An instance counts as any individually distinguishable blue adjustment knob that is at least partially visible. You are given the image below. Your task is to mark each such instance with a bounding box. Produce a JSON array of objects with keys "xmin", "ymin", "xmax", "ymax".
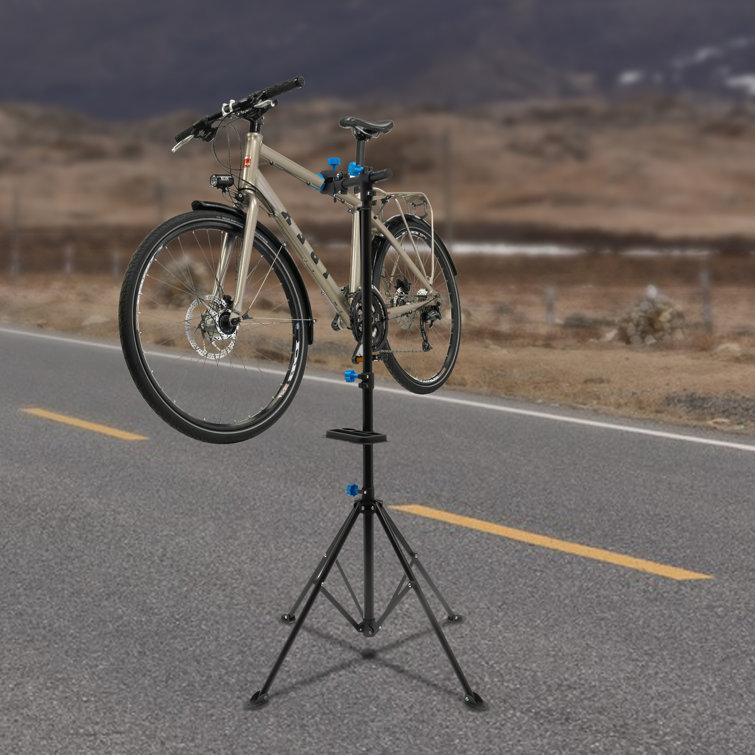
[
  {"xmin": 346, "ymin": 484, "xmax": 360, "ymax": 496},
  {"xmin": 348, "ymin": 161, "xmax": 364, "ymax": 177},
  {"xmin": 328, "ymin": 157, "xmax": 341, "ymax": 169},
  {"xmin": 344, "ymin": 369, "xmax": 358, "ymax": 383}
]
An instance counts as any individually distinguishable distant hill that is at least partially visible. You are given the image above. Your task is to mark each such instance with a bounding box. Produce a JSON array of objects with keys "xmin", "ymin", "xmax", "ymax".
[
  {"xmin": 5, "ymin": 94, "xmax": 755, "ymax": 250},
  {"xmin": 3, "ymin": 0, "xmax": 755, "ymax": 118}
]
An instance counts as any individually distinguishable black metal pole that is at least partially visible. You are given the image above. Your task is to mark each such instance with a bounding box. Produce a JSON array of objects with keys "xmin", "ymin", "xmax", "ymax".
[{"xmin": 359, "ymin": 175, "xmax": 376, "ymax": 635}]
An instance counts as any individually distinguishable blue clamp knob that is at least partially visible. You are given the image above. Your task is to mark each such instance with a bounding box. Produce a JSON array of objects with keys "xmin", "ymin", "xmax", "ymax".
[
  {"xmin": 348, "ymin": 161, "xmax": 364, "ymax": 177},
  {"xmin": 328, "ymin": 157, "xmax": 341, "ymax": 169},
  {"xmin": 346, "ymin": 484, "xmax": 360, "ymax": 496},
  {"xmin": 344, "ymin": 369, "xmax": 358, "ymax": 383}
]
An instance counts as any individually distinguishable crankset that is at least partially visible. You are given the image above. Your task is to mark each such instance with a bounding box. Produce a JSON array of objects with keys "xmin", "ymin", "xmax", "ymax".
[{"xmin": 350, "ymin": 286, "xmax": 389, "ymax": 349}]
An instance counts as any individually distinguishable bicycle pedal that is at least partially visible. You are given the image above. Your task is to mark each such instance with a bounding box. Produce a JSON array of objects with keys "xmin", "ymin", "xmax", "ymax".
[{"xmin": 350, "ymin": 343, "xmax": 382, "ymax": 364}]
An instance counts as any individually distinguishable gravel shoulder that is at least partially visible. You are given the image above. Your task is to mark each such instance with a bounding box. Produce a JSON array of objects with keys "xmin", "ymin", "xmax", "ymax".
[{"xmin": 3, "ymin": 268, "xmax": 753, "ymax": 436}]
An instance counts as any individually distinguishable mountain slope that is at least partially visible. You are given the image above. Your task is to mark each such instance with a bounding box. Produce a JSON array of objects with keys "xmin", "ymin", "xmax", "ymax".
[{"xmin": 2, "ymin": 0, "xmax": 755, "ymax": 117}]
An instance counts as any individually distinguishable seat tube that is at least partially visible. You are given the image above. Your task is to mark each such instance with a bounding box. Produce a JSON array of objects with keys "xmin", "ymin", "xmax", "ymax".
[
  {"xmin": 349, "ymin": 207, "xmax": 361, "ymax": 294},
  {"xmin": 349, "ymin": 135, "xmax": 368, "ymax": 295},
  {"xmin": 232, "ymin": 130, "xmax": 263, "ymax": 317}
]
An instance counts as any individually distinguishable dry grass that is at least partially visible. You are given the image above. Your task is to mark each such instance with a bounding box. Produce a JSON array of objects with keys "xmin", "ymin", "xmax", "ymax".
[
  {"xmin": 1, "ymin": 97, "xmax": 753, "ymax": 434},
  {"xmin": 2, "ymin": 247, "xmax": 753, "ymax": 436}
]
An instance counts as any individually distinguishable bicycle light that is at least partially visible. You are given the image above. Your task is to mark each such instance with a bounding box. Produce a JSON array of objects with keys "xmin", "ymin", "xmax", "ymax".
[{"xmin": 210, "ymin": 174, "xmax": 234, "ymax": 190}]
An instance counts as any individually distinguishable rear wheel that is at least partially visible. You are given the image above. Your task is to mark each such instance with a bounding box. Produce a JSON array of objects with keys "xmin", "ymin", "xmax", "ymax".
[
  {"xmin": 372, "ymin": 216, "xmax": 460, "ymax": 394},
  {"xmin": 119, "ymin": 210, "xmax": 309, "ymax": 443}
]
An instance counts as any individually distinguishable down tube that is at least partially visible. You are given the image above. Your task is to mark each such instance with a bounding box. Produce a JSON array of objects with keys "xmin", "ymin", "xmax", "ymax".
[{"xmin": 254, "ymin": 173, "xmax": 350, "ymax": 323}]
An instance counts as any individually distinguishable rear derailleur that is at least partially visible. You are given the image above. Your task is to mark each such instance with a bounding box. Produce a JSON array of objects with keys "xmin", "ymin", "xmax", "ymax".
[{"xmin": 419, "ymin": 304, "xmax": 441, "ymax": 352}]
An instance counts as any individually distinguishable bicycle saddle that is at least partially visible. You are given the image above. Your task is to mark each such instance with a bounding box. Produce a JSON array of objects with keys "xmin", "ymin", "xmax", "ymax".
[{"xmin": 339, "ymin": 116, "xmax": 394, "ymax": 139}]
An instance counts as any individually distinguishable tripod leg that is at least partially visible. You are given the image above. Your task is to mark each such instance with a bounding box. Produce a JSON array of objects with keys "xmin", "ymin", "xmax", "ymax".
[
  {"xmin": 280, "ymin": 512, "xmax": 355, "ymax": 623},
  {"xmin": 249, "ymin": 502, "xmax": 362, "ymax": 708},
  {"xmin": 373, "ymin": 503, "xmax": 486, "ymax": 710},
  {"xmin": 381, "ymin": 506, "xmax": 462, "ymax": 622}
]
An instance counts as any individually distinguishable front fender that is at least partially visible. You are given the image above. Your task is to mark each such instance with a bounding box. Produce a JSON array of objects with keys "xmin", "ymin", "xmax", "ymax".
[{"xmin": 190, "ymin": 200, "xmax": 314, "ymax": 344}]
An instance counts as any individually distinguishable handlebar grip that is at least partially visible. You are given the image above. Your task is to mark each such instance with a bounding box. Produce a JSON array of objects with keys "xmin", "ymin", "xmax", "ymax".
[
  {"xmin": 175, "ymin": 115, "xmax": 212, "ymax": 143},
  {"xmin": 175, "ymin": 122, "xmax": 197, "ymax": 143},
  {"xmin": 259, "ymin": 75, "xmax": 305, "ymax": 101}
]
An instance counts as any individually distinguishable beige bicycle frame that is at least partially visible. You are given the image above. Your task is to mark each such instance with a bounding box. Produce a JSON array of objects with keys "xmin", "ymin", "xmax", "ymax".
[{"xmin": 225, "ymin": 131, "xmax": 440, "ymax": 328}]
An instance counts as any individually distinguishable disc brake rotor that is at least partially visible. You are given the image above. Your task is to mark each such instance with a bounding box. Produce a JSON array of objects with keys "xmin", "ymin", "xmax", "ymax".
[{"xmin": 185, "ymin": 295, "xmax": 237, "ymax": 360}]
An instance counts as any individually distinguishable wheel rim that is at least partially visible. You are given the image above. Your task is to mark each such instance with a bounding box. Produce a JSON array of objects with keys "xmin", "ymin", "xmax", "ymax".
[
  {"xmin": 376, "ymin": 226, "xmax": 458, "ymax": 385},
  {"xmin": 131, "ymin": 222, "xmax": 304, "ymax": 433}
]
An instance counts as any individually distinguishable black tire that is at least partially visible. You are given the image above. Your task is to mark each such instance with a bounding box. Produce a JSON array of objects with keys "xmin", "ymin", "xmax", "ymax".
[
  {"xmin": 372, "ymin": 216, "xmax": 461, "ymax": 394},
  {"xmin": 119, "ymin": 210, "xmax": 308, "ymax": 443}
]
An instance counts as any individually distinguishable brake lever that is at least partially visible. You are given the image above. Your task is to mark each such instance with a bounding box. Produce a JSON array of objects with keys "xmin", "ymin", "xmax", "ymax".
[{"xmin": 172, "ymin": 133, "xmax": 194, "ymax": 153}]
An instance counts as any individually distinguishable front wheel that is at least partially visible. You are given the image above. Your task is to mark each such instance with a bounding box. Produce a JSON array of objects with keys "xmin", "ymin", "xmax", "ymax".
[
  {"xmin": 372, "ymin": 216, "xmax": 461, "ymax": 394},
  {"xmin": 119, "ymin": 211, "xmax": 309, "ymax": 443}
]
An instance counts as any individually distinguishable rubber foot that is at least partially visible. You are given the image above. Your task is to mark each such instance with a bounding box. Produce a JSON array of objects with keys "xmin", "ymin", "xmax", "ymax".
[
  {"xmin": 281, "ymin": 613, "xmax": 296, "ymax": 624},
  {"xmin": 248, "ymin": 690, "xmax": 269, "ymax": 709},
  {"xmin": 446, "ymin": 614, "xmax": 464, "ymax": 624},
  {"xmin": 463, "ymin": 691, "xmax": 487, "ymax": 711}
]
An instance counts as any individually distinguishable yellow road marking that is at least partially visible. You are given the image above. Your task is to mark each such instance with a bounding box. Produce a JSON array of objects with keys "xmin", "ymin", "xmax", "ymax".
[
  {"xmin": 391, "ymin": 504, "xmax": 713, "ymax": 581},
  {"xmin": 22, "ymin": 407, "xmax": 148, "ymax": 441}
]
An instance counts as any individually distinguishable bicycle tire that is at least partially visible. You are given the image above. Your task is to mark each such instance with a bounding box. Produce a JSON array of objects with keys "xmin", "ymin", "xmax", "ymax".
[
  {"xmin": 372, "ymin": 216, "xmax": 461, "ymax": 394},
  {"xmin": 119, "ymin": 210, "xmax": 309, "ymax": 443}
]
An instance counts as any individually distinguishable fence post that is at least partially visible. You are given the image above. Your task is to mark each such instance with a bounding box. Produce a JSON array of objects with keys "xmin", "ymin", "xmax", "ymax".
[
  {"xmin": 10, "ymin": 245, "xmax": 20, "ymax": 277},
  {"xmin": 700, "ymin": 267, "xmax": 713, "ymax": 334},
  {"xmin": 64, "ymin": 242, "xmax": 74, "ymax": 275},
  {"xmin": 442, "ymin": 125, "xmax": 454, "ymax": 253},
  {"xmin": 112, "ymin": 246, "xmax": 121, "ymax": 279},
  {"xmin": 545, "ymin": 285, "xmax": 556, "ymax": 326},
  {"xmin": 10, "ymin": 188, "xmax": 20, "ymax": 277}
]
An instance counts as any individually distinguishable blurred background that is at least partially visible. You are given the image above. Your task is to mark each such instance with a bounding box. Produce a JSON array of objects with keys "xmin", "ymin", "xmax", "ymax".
[{"xmin": 1, "ymin": 0, "xmax": 753, "ymax": 429}]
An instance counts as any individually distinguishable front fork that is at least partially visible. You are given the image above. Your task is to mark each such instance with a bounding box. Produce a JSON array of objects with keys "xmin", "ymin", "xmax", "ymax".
[{"xmin": 214, "ymin": 130, "xmax": 262, "ymax": 320}]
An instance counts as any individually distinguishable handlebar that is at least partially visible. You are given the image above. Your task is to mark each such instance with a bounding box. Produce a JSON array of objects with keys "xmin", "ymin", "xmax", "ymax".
[
  {"xmin": 174, "ymin": 75, "xmax": 305, "ymax": 145},
  {"xmin": 254, "ymin": 75, "xmax": 305, "ymax": 103}
]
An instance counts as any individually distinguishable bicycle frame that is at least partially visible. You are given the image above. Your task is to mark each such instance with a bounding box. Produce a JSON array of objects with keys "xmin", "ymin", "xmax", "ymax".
[{"xmin": 224, "ymin": 130, "xmax": 439, "ymax": 330}]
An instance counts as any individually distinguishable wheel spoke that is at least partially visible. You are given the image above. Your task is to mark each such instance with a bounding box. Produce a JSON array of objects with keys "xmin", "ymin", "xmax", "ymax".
[
  {"xmin": 120, "ymin": 213, "xmax": 308, "ymax": 442},
  {"xmin": 373, "ymin": 218, "xmax": 460, "ymax": 394}
]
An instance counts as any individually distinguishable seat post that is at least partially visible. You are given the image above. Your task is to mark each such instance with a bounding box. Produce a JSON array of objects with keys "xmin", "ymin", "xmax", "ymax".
[{"xmin": 355, "ymin": 136, "xmax": 367, "ymax": 166}]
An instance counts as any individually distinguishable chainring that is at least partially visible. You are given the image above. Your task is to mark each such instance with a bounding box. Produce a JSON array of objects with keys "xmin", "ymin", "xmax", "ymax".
[{"xmin": 350, "ymin": 286, "xmax": 389, "ymax": 347}]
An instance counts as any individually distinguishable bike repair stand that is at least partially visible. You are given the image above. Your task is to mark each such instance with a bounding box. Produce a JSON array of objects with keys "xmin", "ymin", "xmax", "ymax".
[{"xmin": 249, "ymin": 165, "xmax": 485, "ymax": 710}]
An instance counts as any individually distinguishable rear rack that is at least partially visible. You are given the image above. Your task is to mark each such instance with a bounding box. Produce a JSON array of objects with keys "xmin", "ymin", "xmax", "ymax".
[{"xmin": 376, "ymin": 189, "xmax": 436, "ymax": 281}]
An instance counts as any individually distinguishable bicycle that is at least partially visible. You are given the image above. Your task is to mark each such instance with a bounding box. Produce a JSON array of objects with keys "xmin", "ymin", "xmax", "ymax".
[{"xmin": 118, "ymin": 76, "xmax": 461, "ymax": 444}]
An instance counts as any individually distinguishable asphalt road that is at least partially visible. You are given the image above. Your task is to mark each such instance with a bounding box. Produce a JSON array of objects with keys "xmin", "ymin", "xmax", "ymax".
[{"xmin": 2, "ymin": 326, "xmax": 754, "ymax": 754}]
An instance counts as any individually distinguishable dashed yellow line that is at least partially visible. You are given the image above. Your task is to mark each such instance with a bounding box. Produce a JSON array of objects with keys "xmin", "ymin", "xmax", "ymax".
[
  {"xmin": 22, "ymin": 407, "xmax": 148, "ymax": 441},
  {"xmin": 391, "ymin": 504, "xmax": 713, "ymax": 581}
]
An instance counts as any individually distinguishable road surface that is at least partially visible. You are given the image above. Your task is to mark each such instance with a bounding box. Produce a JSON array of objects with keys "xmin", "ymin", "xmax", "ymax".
[{"xmin": 1, "ymin": 326, "xmax": 754, "ymax": 754}]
